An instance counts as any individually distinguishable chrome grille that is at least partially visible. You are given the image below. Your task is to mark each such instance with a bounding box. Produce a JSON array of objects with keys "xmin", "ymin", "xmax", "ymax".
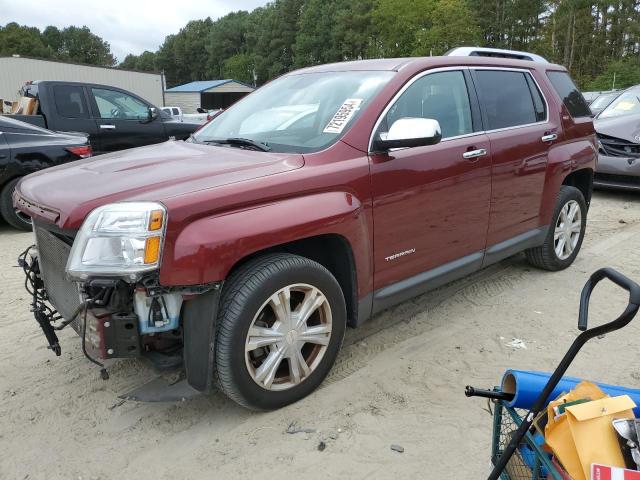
[{"xmin": 34, "ymin": 226, "xmax": 81, "ymax": 321}]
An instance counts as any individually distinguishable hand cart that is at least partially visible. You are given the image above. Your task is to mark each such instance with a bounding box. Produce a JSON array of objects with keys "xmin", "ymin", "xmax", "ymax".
[{"xmin": 466, "ymin": 268, "xmax": 640, "ymax": 480}]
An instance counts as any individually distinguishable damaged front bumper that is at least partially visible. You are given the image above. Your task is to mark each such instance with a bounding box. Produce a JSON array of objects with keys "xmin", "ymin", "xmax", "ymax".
[
  {"xmin": 19, "ymin": 246, "xmax": 141, "ymax": 377},
  {"xmin": 20, "ymin": 229, "xmax": 222, "ymax": 398}
]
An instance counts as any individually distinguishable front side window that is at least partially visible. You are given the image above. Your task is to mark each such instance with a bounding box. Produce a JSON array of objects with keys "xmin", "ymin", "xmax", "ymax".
[
  {"xmin": 194, "ymin": 71, "xmax": 394, "ymax": 154},
  {"xmin": 599, "ymin": 90, "xmax": 640, "ymax": 119},
  {"xmin": 474, "ymin": 70, "xmax": 541, "ymax": 130},
  {"xmin": 91, "ymin": 88, "xmax": 150, "ymax": 120},
  {"xmin": 546, "ymin": 71, "xmax": 591, "ymax": 118},
  {"xmin": 54, "ymin": 85, "xmax": 89, "ymax": 119},
  {"xmin": 380, "ymin": 70, "xmax": 474, "ymax": 140}
]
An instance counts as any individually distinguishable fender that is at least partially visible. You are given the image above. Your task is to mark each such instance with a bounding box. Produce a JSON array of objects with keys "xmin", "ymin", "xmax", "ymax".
[
  {"xmin": 159, "ymin": 191, "xmax": 373, "ymax": 296},
  {"xmin": 539, "ymin": 138, "xmax": 596, "ymax": 224}
]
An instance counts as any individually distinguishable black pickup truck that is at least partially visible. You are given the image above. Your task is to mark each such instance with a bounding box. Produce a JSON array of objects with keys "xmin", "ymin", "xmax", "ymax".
[{"xmin": 5, "ymin": 81, "xmax": 200, "ymax": 154}]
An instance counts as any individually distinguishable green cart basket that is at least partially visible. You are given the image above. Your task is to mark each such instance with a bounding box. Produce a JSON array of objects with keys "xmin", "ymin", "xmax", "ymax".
[{"xmin": 491, "ymin": 400, "xmax": 564, "ymax": 480}]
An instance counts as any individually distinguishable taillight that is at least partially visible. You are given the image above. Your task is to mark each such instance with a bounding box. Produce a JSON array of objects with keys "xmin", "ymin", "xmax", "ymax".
[{"xmin": 66, "ymin": 145, "xmax": 92, "ymax": 158}]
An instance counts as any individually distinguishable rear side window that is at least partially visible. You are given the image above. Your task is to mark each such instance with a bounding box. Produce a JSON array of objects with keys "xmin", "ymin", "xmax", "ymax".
[
  {"xmin": 525, "ymin": 75, "xmax": 546, "ymax": 122},
  {"xmin": 53, "ymin": 85, "xmax": 89, "ymax": 119},
  {"xmin": 474, "ymin": 70, "xmax": 541, "ymax": 130},
  {"xmin": 546, "ymin": 71, "xmax": 591, "ymax": 118}
]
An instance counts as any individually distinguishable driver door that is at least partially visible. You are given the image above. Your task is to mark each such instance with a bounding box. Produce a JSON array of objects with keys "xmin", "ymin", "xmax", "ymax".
[
  {"xmin": 369, "ymin": 69, "xmax": 492, "ymax": 305},
  {"xmin": 89, "ymin": 87, "xmax": 166, "ymax": 154}
]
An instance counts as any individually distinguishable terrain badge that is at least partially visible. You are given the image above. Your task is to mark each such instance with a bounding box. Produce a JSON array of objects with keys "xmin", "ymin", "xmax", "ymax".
[{"xmin": 385, "ymin": 248, "xmax": 416, "ymax": 262}]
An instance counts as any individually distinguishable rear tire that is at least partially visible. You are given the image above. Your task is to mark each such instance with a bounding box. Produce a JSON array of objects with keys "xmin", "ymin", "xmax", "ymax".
[
  {"xmin": 525, "ymin": 185, "xmax": 586, "ymax": 271},
  {"xmin": 0, "ymin": 178, "xmax": 32, "ymax": 231},
  {"xmin": 214, "ymin": 253, "xmax": 346, "ymax": 410}
]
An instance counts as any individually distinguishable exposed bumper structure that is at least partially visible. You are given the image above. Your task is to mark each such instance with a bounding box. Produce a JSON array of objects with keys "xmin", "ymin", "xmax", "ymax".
[{"xmin": 594, "ymin": 153, "xmax": 640, "ymax": 190}]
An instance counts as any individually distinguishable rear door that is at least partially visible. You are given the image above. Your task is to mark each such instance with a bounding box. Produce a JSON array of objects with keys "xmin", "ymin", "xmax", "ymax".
[
  {"xmin": 49, "ymin": 84, "xmax": 99, "ymax": 141},
  {"xmin": 471, "ymin": 68, "xmax": 557, "ymax": 251},
  {"xmin": 88, "ymin": 86, "xmax": 166, "ymax": 153}
]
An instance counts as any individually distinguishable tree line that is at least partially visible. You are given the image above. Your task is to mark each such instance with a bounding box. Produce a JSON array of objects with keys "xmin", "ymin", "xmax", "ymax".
[
  {"xmin": 0, "ymin": 23, "xmax": 115, "ymax": 66},
  {"xmin": 3, "ymin": 1, "xmax": 640, "ymax": 91}
]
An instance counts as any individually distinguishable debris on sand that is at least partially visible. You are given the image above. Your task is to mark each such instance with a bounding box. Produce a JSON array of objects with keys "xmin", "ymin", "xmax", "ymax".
[
  {"xmin": 504, "ymin": 338, "xmax": 527, "ymax": 350},
  {"xmin": 286, "ymin": 422, "xmax": 316, "ymax": 434}
]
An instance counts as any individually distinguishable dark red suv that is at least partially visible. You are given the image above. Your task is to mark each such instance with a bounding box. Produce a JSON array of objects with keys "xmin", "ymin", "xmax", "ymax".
[{"xmin": 16, "ymin": 53, "xmax": 596, "ymax": 410}]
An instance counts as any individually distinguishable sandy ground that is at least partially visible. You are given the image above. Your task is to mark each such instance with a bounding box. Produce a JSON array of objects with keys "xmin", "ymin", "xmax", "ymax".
[{"xmin": 1, "ymin": 189, "xmax": 639, "ymax": 480}]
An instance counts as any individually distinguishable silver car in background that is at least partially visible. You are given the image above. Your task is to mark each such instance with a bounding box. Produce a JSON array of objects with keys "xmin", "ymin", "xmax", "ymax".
[{"xmin": 594, "ymin": 85, "xmax": 640, "ymax": 191}]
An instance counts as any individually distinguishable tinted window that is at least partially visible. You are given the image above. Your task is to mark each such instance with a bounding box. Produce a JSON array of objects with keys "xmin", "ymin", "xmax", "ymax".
[
  {"xmin": 382, "ymin": 70, "xmax": 474, "ymax": 139},
  {"xmin": 91, "ymin": 88, "xmax": 150, "ymax": 120},
  {"xmin": 475, "ymin": 70, "xmax": 538, "ymax": 129},
  {"xmin": 525, "ymin": 74, "xmax": 546, "ymax": 122},
  {"xmin": 547, "ymin": 71, "xmax": 591, "ymax": 118},
  {"xmin": 54, "ymin": 85, "xmax": 89, "ymax": 119}
]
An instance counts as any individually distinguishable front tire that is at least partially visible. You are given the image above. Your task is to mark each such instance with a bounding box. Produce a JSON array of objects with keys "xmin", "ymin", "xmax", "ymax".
[
  {"xmin": 525, "ymin": 185, "xmax": 587, "ymax": 271},
  {"xmin": 214, "ymin": 253, "xmax": 346, "ymax": 410},
  {"xmin": 0, "ymin": 178, "xmax": 32, "ymax": 231}
]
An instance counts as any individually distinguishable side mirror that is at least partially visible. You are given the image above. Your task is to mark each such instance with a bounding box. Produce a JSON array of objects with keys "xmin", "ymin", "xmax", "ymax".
[
  {"xmin": 373, "ymin": 118, "xmax": 442, "ymax": 151},
  {"xmin": 141, "ymin": 107, "xmax": 159, "ymax": 123}
]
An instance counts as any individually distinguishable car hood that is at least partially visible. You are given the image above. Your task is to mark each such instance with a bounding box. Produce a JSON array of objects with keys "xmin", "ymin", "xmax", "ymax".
[
  {"xmin": 17, "ymin": 140, "xmax": 304, "ymax": 228},
  {"xmin": 594, "ymin": 114, "xmax": 640, "ymax": 142}
]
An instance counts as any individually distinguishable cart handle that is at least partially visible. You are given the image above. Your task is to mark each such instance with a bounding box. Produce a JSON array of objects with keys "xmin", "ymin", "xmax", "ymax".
[
  {"xmin": 578, "ymin": 267, "xmax": 640, "ymax": 332},
  {"xmin": 487, "ymin": 268, "xmax": 640, "ymax": 480}
]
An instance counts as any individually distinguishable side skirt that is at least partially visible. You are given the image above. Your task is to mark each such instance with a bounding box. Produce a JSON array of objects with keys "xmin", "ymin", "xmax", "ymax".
[{"xmin": 355, "ymin": 226, "xmax": 549, "ymax": 325}]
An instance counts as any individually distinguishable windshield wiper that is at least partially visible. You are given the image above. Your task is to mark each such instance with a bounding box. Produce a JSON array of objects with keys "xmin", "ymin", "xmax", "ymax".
[{"xmin": 204, "ymin": 137, "xmax": 271, "ymax": 152}]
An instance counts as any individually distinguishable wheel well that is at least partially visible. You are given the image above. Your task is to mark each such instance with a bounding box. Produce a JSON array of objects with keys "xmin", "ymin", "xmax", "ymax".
[
  {"xmin": 562, "ymin": 169, "xmax": 593, "ymax": 207},
  {"xmin": 227, "ymin": 235, "xmax": 358, "ymax": 327}
]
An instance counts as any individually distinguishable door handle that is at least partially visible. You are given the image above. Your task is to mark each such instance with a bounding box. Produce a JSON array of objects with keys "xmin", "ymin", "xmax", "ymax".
[
  {"xmin": 462, "ymin": 148, "xmax": 487, "ymax": 159},
  {"xmin": 100, "ymin": 124, "xmax": 116, "ymax": 130},
  {"xmin": 541, "ymin": 133, "xmax": 557, "ymax": 142}
]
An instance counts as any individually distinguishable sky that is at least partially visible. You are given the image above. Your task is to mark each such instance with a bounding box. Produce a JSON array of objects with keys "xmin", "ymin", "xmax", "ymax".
[{"xmin": 3, "ymin": 0, "xmax": 269, "ymax": 62}]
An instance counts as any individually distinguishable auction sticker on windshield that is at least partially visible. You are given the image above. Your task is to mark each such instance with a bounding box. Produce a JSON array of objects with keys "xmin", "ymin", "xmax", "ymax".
[{"xmin": 323, "ymin": 99, "xmax": 364, "ymax": 134}]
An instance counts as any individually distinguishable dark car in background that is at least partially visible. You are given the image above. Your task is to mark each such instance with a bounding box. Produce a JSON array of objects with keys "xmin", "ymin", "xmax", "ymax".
[
  {"xmin": 4, "ymin": 81, "xmax": 200, "ymax": 154},
  {"xmin": 0, "ymin": 115, "xmax": 91, "ymax": 230},
  {"xmin": 594, "ymin": 85, "xmax": 640, "ymax": 190}
]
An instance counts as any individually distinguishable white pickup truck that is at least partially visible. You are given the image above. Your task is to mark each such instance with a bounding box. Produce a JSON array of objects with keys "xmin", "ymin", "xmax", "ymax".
[{"xmin": 161, "ymin": 106, "xmax": 221, "ymax": 124}]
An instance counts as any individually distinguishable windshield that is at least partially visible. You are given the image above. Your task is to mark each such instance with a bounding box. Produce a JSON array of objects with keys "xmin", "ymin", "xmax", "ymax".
[
  {"xmin": 590, "ymin": 92, "xmax": 618, "ymax": 109},
  {"xmin": 193, "ymin": 71, "xmax": 394, "ymax": 153},
  {"xmin": 599, "ymin": 90, "xmax": 640, "ymax": 119}
]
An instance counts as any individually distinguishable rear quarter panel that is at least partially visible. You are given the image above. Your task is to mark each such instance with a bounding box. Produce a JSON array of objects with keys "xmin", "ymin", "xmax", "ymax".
[
  {"xmin": 540, "ymin": 110, "xmax": 597, "ymax": 225},
  {"xmin": 1, "ymin": 131, "xmax": 87, "ymax": 186}
]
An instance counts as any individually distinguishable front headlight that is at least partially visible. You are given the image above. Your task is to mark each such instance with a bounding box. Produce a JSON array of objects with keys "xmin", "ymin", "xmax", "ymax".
[{"xmin": 66, "ymin": 202, "xmax": 167, "ymax": 281}]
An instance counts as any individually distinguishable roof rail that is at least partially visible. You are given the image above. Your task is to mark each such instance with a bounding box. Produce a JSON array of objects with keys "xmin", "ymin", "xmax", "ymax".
[{"xmin": 445, "ymin": 47, "xmax": 548, "ymax": 63}]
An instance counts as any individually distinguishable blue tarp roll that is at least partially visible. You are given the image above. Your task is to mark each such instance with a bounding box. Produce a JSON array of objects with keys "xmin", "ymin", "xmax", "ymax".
[{"xmin": 501, "ymin": 370, "xmax": 640, "ymax": 417}]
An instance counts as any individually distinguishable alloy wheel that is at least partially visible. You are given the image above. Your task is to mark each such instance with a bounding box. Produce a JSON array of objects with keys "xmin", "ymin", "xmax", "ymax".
[
  {"xmin": 554, "ymin": 199, "xmax": 582, "ymax": 260},
  {"xmin": 244, "ymin": 283, "xmax": 332, "ymax": 391}
]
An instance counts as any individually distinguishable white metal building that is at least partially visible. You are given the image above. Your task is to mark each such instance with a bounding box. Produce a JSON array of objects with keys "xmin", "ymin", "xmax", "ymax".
[
  {"xmin": 0, "ymin": 56, "xmax": 165, "ymax": 107},
  {"xmin": 165, "ymin": 80, "xmax": 255, "ymax": 113}
]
